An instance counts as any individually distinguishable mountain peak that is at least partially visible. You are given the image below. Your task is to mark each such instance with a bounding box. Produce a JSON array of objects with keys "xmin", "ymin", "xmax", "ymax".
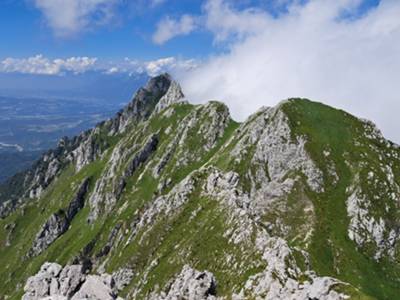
[
  {"xmin": 111, "ymin": 73, "xmax": 183, "ymax": 134},
  {"xmin": 153, "ymin": 76, "xmax": 185, "ymax": 114},
  {"xmin": 143, "ymin": 73, "xmax": 173, "ymax": 95}
]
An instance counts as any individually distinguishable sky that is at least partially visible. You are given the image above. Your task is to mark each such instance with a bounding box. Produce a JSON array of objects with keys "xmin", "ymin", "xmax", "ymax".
[{"xmin": 1, "ymin": 0, "xmax": 400, "ymax": 143}]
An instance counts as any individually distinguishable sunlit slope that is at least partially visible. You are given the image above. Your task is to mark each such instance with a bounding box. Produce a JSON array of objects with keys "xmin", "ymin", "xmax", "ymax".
[{"xmin": 0, "ymin": 76, "xmax": 399, "ymax": 299}]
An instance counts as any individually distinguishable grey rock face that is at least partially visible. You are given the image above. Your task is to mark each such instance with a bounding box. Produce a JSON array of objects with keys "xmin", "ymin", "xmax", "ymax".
[
  {"xmin": 231, "ymin": 106, "xmax": 323, "ymax": 194},
  {"xmin": 121, "ymin": 134, "xmax": 158, "ymax": 182},
  {"xmin": 85, "ymin": 76, "xmax": 185, "ymax": 223},
  {"xmin": 29, "ymin": 178, "xmax": 90, "ymax": 257},
  {"xmin": 29, "ymin": 211, "xmax": 69, "ymax": 257},
  {"xmin": 71, "ymin": 274, "xmax": 117, "ymax": 300},
  {"xmin": 22, "ymin": 262, "xmax": 121, "ymax": 300},
  {"xmin": 127, "ymin": 173, "xmax": 196, "ymax": 244},
  {"xmin": 111, "ymin": 73, "xmax": 174, "ymax": 134},
  {"xmin": 347, "ymin": 185, "xmax": 400, "ymax": 260},
  {"xmin": 58, "ymin": 265, "xmax": 86, "ymax": 297},
  {"xmin": 88, "ymin": 134, "xmax": 159, "ymax": 223},
  {"xmin": 153, "ymin": 79, "xmax": 185, "ymax": 114},
  {"xmin": 237, "ymin": 236, "xmax": 348, "ymax": 300},
  {"xmin": 151, "ymin": 265, "xmax": 217, "ymax": 300},
  {"xmin": 112, "ymin": 268, "xmax": 134, "ymax": 291},
  {"xmin": 72, "ymin": 131, "xmax": 107, "ymax": 172},
  {"xmin": 66, "ymin": 177, "xmax": 90, "ymax": 221},
  {"xmin": 153, "ymin": 101, "xmax": 231, "ymax": 180},
  {"xmin": 23, "ymin": 262, "xmax": 63, "ymax": 300},
  {"xmin": 343, "ymin": 119, "xmax": 400, "ymax": 260}
]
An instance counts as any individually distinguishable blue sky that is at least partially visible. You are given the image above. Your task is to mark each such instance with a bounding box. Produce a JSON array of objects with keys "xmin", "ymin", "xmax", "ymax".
[
  {"xmin": 0, "ymin": 0, "xmax": 210, "ymax": 60},
  {"xmin": 0, "ymin": 0, "xmax": 380, "ymax": 60},
  {"xmin": 1, "ymin": 0, "xmax": 400, "ymax": 143}
]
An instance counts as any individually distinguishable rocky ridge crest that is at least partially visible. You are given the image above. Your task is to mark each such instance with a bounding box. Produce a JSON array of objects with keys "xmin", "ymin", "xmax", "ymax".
[{"xmin": 0, "ymin": 75, "xmax": 399, "ymax": 300}]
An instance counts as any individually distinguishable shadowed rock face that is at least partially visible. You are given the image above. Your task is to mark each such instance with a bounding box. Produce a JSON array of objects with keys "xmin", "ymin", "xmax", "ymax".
[
  {"xmin": 115, "ymin": 134, "xmax": 159, "ymax": 199},
  {"xmin": 66, "ymin": 177, "xmax": 90, "ymax": 221},
  {"xmin": 110, "ymin": 73, "xmax": 177, "ymax": 134},
  {"xmin": 29, "ymin": 178, "xmax": 90, "ymax": 257},
  {"xmin": 88, "ymin": 134, "xmax": 160, "ymax": 223},
  {"xmin": 28, "ymin": 211, "xmax": 69, "ymax": 257}
]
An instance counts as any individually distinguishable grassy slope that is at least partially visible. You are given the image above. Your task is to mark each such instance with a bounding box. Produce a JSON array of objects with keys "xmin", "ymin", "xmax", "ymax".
[
  {"xmin": 0, "ymin": 99, "xmax": 400, "ymax": 299},
  {"xmin": 282, "ymin": 99, "xmax": 400, "ymax": 300},
  {"xmin": 0, "ymin": 161, "xmax": 106, "ymax": 299},
  {"xmin": 99, "ymin": 102, "xmax": 252, "ymax": 298},
  {"xmin": 0, "ymin": 101, "xmax": 241, "ymax": 299}
]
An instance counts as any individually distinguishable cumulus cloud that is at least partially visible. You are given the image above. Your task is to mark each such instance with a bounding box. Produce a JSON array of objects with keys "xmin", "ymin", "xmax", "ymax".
[
  {"xmin": 152, "ymin": 14, "xmax": 197, "ymax": 44},
  {"xmin": 179, "ymin": 0, "xmax": 400, "ymax": 142},
  {"xmin": 0, "ymin": 55, "xmax": 98, "ymax": 75},
  {"xmin": 33, "ymin": 0, "xmax": 120, "ymax": 36},
  {"xmin": 121, "ymin": 57, "xmax": 198, "ymax": 76}
]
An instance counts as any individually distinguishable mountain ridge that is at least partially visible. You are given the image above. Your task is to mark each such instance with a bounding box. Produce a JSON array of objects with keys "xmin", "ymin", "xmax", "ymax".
[{"xmin": 0, "ymin": 74, "xmax": 399, "ymax": 299}]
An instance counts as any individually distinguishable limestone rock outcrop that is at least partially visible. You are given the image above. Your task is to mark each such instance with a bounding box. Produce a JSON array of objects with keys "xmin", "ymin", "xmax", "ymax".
[
  {"xmin": 22, "ymin": 262, "xmax": 121, "ymax": 300},
  {"xmin": 151, "ymin": 265, "xmax": 217, "ymax": 300}
]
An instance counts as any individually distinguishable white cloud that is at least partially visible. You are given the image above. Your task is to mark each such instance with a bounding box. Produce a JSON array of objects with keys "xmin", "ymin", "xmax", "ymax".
[
  {"xmin": 0, "ymin": 54, "xmax": 196, "ymax": 77},
  {"xmin": 105, "ymin": 67, "xmax": 120, "ymax": 74},
  {"xmin": 152, "ymin": 14, "xmax": 197, "ymax": 45},
  {"xmin": 122, "ymin": 57, "xmax": 198, "ymax": 76},
  {"xmin": 203, "ymin": 0, "xmax": 269, "ymax": 42},
  {"xmin": 33, "ymin": 0, "xmax": 119, "ymax": 36},
  {"xmin": 179, "ymin": 0, "xmax": 400, "ymax": 143},
  {"xmin": 145, "ymin": 57, "xmax": 176, "ymax": 75},
  {"xmin": 145, "ymin": 57, "xmax": 197, "ymax": 76},
  {"xmin": 0, "ymin": 55, "xmax": 98, "ymax": 75}
]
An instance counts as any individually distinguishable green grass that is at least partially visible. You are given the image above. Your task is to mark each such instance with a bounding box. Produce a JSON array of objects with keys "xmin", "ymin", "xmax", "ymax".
[
  {"xmin": 282, "ymin": 98, "xmax": 400, "ymax": 300},
  {"xmin": 110, "ymin": 177, "xmax": 265, "ymax": 299},
  {"xmin": 0, "ymin": 152, "xmax": 111, "ymax": 299},
  {"xmin": 1, "ymin": 98, "xmax": 400, "ymax": 299}
]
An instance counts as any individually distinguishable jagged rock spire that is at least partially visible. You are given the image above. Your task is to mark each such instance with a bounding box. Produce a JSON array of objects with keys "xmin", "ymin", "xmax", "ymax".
[
  {"xmin": 110, "ymin": 73, "xmax": 184, "ymax": 134},
  {"xmin": 153, "ymin": 75, "xmax": 185, "ymax": 114}
]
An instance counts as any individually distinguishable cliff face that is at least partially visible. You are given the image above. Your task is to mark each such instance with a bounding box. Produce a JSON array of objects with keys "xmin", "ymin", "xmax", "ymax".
[{"xmin": 0, "ymin": 74, "xmax": 400, "ymax": 300}]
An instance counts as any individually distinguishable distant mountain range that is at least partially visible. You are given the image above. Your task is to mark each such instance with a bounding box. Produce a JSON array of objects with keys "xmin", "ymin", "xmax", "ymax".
[{"xmin": 0, "ymin": 71, "xmax": 148, "ymax": 104}]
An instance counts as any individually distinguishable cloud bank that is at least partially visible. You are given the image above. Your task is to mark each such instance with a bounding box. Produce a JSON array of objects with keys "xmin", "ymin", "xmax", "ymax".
[
  {"xmin": 0, "ymin": 55, "xmax": 98, "ymax": 75},
  {"xmin": 0, "ymin": 55, "xmax": 196, "ymax": 77},
  {"xmin": 177, "ymin": 0, "xmax": 400, "ymax": 143},
  {"xmin": 108, "ymin": 57, "xmax": 198, "ymax": 76}
]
